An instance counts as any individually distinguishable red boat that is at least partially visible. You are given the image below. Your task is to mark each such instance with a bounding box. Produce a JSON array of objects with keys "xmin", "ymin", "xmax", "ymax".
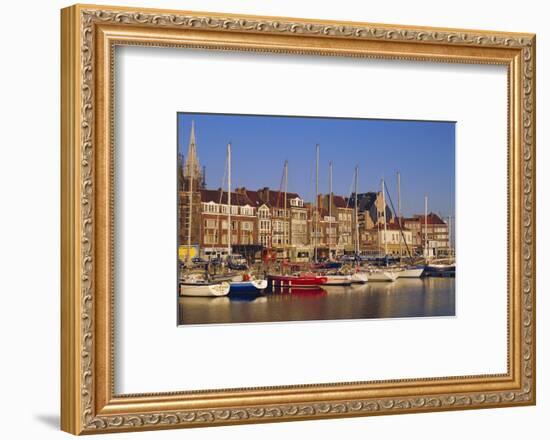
[{"xmin": 267, "ymin": 274, "xmax": 328, "ymax": 289}]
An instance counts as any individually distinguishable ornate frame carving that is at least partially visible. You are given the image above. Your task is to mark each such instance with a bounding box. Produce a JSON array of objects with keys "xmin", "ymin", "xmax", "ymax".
[{"xmin": 61, "ymin": 4, "xmax": 536, "ymax": 435}]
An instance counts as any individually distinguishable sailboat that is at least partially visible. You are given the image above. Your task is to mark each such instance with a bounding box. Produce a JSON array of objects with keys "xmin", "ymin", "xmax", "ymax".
[
  {"xmin": 223, "ymin": 142, "xmax": 268, "ymax": 294},
  {"xmin": 179, "ymin": 274, "xmax": 230, "ymax": 297},
  {"xmin": 392, "ymin": 171, "xmax": 424, "ymax": 279},
  {"xmin": 179, "ymin": 122, "xmax": 230, "ymax": 297},
  {"xmin": 362, "ymin": 178, "xmax": 396, "ymax": 282},
  {"xmin": 425, "ymin": 214, "xmax": 455, "ymax": 276},
  {"xmin": 314, "ymin": 158, "xmax": 367, "ymax": 286},
  {"xmin": 229, "ymin": 275, "xmax": 268, "ymax": 293},
  {"xmin": 348, "ymin": 166, "xmax": 370, "ymax": 283},
  {"xmin": 268, "ymin": 273, "xmax": 328, "ymax": 289}
]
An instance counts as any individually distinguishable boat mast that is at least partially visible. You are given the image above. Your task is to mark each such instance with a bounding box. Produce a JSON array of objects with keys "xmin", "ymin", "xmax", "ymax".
[
  {"xmin": 284, "ymin": 160, "xmax": 288, "ymax": 259},
  {"xmin": 424, "ymin": 195, "xmax": 428, "ymax": 259},
  {"xmin": 314, "ymin": 144, "xmax": 319, "ymax": 263},
  {"xmin": 382, "ymin": 178, "xmax": 388, "ymax": 257},
  {"xmin": 227, "ymin": 142, "xmax": 232, "ymax": 258},
  {"xmin": 328, "ymin": 161, "xmax": 333, "ymax": 259},
  {"xmin": 187, "ymin": 149, "xmax": 193, "ymax": 265},
  {"xmin": 354, "ymin": 166, "xmax": 359, "ymax": 256},
  {"xmin": 397, "ymin": 171, "xmax": 402, "ymax": 259}
]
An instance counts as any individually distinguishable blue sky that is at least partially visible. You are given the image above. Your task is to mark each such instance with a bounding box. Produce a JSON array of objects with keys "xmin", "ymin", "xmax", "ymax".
[{"xmin": 177, "ymin": 113, "xmax": 455, "ymax": 218}]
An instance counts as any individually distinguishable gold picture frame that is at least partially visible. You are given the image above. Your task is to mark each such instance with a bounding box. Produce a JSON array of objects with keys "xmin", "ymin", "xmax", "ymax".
[{"xmin": 61, "ymin": 3, "xmax": 536, "ymax": 435}]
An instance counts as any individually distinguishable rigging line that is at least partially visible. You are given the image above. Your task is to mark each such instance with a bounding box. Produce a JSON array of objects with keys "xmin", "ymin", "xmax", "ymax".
[
  {"xmin": 216, "ymin": 148, "xmax": 229, "ymax": 229},
  {"xmin": 383, "ymin": 181, "xmax": 414, "ymax": 263},
  {"xmin": 276, "ymin": 160, "xmax": 286, "ymax": 208},
  {"xmin": 308, "ymin": 147, "xmax": 315, "ymax": 204}
]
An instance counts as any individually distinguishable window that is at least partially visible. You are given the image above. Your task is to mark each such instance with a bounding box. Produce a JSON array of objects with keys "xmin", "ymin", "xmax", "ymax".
[
  {"xmin": 204, "ymin": 231, "xmax": 218, "ymax": 244},
  {"xmin": 241, "ymin": 206, "xmax": 254, "ymax": 216},
  {"xmin": 258, "ymin": 206, "xmax": 270, "ymax": 218},
  {"xmin": 241, "ymin": 221, "xmax": 252, "ymax": 231},
  {"xmin": 204, "ymin": 219, "xmax": 218, "ymax": 229}
]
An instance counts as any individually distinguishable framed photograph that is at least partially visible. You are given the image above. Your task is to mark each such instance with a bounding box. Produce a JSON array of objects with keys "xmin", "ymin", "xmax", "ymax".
[{"xmin": 61, "ymin": 4, "xmax": 536, "ymax": 435}]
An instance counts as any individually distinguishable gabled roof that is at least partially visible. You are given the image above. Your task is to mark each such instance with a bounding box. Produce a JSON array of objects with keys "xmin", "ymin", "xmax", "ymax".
[
  {"xmin": 241, "ymin": 189, "xmax": 262, "ymax": 207},
  {"xmin": 404, "ymin": 213, "xmax": 447, "ymax": 225},
  {"xmin": 200, "ymin": 189, "xmax": 256, "ymax": 207},
  {"xmin": 257, "ymin": 189, "xmax": 302, "ymax": 208},
  {"xmin": 333, "ymin": 195, "xmax": 351, "ymax": 209}
]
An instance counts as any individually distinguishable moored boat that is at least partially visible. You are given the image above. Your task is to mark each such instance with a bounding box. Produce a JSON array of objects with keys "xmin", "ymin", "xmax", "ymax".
[
  {"xmin": 425, "ymin": 263, "xmax": 455, "ymax": 277},
  {"xmin": 350, "ymin": 272, "xmax": 369, "ymax": 284},
  {"xmin": 210, "ymin": 272, "xmax": 244, "ymax": 283},
  {"xmin": 179, "ymin": 279, "xmax": 230, "ymax": 297},
  {"xmin": 267, "ymin": 274, "xmax": 327, "ymax": 289},
  {"xmin": 323, "ymin": 274, "xmax": 353, "ymax": 286},
  {"xmin": 396, "ymin": 266, "xmax": 425, "ymax": 278},
  {"xmin": 364, "ymin": 269, "xmax": 398, "ymax": 282},
  {"xmin": 229, "ymin": 279, "xmax": 268, "ymax": 294}
]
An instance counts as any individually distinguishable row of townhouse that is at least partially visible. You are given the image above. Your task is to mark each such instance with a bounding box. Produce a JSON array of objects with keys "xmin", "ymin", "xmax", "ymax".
[
  {"xmin": 195, "ymin": 187, "xmax": 356, "ymax": 260},
  {"xmin": 179, "ymin": 182, "xmax": 451, "ymax": 260},
  {"xmin": 179, "ymin": 180, "xmax": 451, "ymax": 260}
]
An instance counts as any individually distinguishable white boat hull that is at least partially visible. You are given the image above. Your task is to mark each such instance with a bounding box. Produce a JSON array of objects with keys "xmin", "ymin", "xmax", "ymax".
[
  {"xmin": 324, "ymin": 275, "xmax": 353, "ymax": 286},
  {"xmin": 397, "ymin": 267, "xmax": 425, "ymax": 278},
  {"xmin": 350, "ymin": 273, "xmax": 369, "ymax": 284},
  {"xmin": 179, "ymin": 282, "xmax": 230, "ymax": 297},
  {"xmin": 366, "ymin": 271, "xmax": 398, "ymax": 282}
]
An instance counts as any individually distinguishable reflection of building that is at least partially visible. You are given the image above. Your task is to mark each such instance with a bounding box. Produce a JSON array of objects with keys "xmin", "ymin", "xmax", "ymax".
[{"xmin": 403, "ymin": 213, "xmax": 450, "ymax": 257}]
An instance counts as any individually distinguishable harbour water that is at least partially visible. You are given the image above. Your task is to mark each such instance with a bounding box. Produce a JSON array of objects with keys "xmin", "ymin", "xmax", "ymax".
[{"xmin": 178, "ymin": 277, "xmax": 455, "ymax": 325}]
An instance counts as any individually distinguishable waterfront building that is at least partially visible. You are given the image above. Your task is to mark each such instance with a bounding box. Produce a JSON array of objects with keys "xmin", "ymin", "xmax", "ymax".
[
  {"xmin": 307, "ymin": 204, "xmax": 329, "ymax": 259},
  {"xmin": 255, "ymin": 187, "xmax": 315, "ymax": 260},
  {"xmin": 199, "ymin": 188, "xmax": 259, "ymax": 259},
  {"xmin": 364, "ymin": 222, "xmax": 413, "ymax": 256},
  {"xmin": 347, "ymin": 191, "xmax": 393, "ymax": 230},
  {"xmin": 234, "ymin": 189, "xmax": 271, "ymax": 250},
  {"xmin": 403, "ymin": 213, "xmax": 450, "ymax": 257},
  {"xmin": 255, "ymin": 187, "xmax": 290, "ymax": 257},
  {"xmin": 319, "ymin": 194, "xmax": 353, "ymax": 254}
]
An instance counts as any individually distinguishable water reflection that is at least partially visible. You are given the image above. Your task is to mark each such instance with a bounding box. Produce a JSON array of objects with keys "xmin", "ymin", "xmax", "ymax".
[{"xmin": 178, "ymin": 278, "xmax": 455, "ymax": 325}]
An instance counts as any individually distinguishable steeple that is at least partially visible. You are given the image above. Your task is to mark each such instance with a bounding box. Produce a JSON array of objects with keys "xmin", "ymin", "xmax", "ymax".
[{"xmin": 184, "ymin": 120, "xmax": 202, "ymax": 180}]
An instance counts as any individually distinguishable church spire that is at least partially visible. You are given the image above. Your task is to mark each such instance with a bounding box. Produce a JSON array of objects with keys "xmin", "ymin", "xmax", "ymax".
[{"xmin": 184, "ymin": 120, "xmax": 202, "ymax": 180}]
